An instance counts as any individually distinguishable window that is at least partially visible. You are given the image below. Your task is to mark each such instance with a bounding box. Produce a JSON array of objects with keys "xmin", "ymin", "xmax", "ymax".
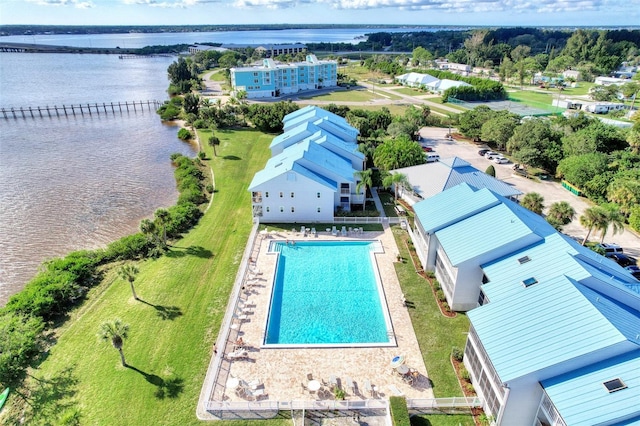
[
  {"xmin": 291, "ymin": 207, "xmax": 295, "ymax": 213},
  {"xmin": 317, "ymin": 192, "xmax": 321, "ymax": 198},
  {"xmin": 522, "ymin": 277, "xmax": 538, "ymax": 288},
  {"xmin": 265, "ymin": 192, "xmax": 269, "ymax": 198},
  {"xmin": 317, "ymin": 207, "xmax": 321, "ymax": 213},
  {"xmin": 280, "ymin": 206, "xmax": 284, "ymax": 213},
  {"xmin": 290, "ymin": 192, "xmax": 294, "ymax": 198},
  {"xmin": 266, "ymin": 207, "xmax": 270, "ymax": 213},
  {"xmin": 279, "ymin": 192, "xmax": 283, "ymax": 198},
  {"xmin": 518, "ymin": 256, "xmax": 531, "ymax": 264},
  {"xmin": 603, "ymin": 378, "xmax": 627, "ymax": 393}
]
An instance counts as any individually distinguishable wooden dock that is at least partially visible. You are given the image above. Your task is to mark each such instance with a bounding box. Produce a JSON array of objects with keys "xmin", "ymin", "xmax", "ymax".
[{"xmin": 0, "ymin": 100, "xmax": 163, "ymax": 120}]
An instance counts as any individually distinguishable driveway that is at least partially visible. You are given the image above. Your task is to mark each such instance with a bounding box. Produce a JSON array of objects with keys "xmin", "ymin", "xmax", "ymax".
[{"xmin": 418, "ymin": 126, "xmax": 640, "ymax": 258}]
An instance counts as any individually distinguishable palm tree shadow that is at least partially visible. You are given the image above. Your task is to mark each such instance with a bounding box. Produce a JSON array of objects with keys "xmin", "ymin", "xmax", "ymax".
[
  {"xmin": 165, "ymin": 245, "xmax": 213, "ymax": 259},
  {"xmin": 125, "ymin": 365, "xmax": 184, "ymax": 399},
  {"xmin": 138, "ymin": 299, "xmax": 183, "ymax": 320}
]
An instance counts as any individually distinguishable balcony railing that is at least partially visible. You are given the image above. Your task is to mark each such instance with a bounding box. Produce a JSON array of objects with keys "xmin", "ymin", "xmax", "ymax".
[{"xmin": 252, "ymin": 197, "xmax": 262, "ymax": 203}]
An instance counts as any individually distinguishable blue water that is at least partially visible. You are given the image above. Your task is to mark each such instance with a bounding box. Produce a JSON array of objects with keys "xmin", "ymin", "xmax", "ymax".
[{"xmin": 265, "ymin": 241, "xmax": 388, "ymax": 345}]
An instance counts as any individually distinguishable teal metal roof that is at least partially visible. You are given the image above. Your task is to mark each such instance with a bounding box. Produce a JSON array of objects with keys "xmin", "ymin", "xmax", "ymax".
[
  {"xmin": 542, "ymin": 350, "xmax": 640, "ymax": 426},
  {"xmin": 270, "ymin": 121, "xmax": 316, "ymax": 149},
  {"xmin": 413, "ymin": 184, "xmax": 500, "ymax": 234},
  {"xmin": 435, "ymin": 201, "xmax": 547, "ymax": 266},
  {"xmin": 248, "ymin": 139, "xmax": 350, "ymax": 190},
  {"xmin": 283, "ymin": 106, "xmax": 354, "ymax": 135},
  {"xmin": 468, "ymin": 276, "xmax": 635, "ymax": 383}
]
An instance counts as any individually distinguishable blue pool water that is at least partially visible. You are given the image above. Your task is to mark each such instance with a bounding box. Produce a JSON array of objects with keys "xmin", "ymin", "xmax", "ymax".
[{"xmin": 265, "ymin": 241, "xmax": 390, "ymax": 345}]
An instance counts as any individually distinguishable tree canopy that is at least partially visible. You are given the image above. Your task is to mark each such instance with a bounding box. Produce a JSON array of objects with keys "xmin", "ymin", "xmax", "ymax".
[{"xmin": 373, "ymin": 136, "xmax": 425, "ymax": 171}]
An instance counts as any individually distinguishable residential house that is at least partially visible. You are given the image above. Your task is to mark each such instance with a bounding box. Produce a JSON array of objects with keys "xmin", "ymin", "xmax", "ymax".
[
  {"xmin": 581, "ymin": 102, "xmax": 627, "ymax": 114},
  {"xmin": 562, "ymin": 69, "xmax": 580, "ymax": 81},
  {"xmin": 230, "ymin": 55, "xmax": 337, "ymax": 99},
  {"xmin": 594, "ymin": 76, "xmax": 627, "ymax": 86},
  {"xmin": 395, "ymin": 72, "xmax": 439, "ymax": 88}
]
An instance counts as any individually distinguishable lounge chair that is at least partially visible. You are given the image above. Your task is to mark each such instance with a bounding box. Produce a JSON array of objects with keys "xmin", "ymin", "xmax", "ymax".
[
  {"xmin": 233, "ymin": 313, "xmax": 249, "ymax": 322},
  {"xmin": 344, "ymin": 376, "xmax": 355, "ymax": 395},
  {"xmin": 329, "ymin": 375, "xmax": 339, "ymax": 389},
  {"xmin": 227, "ymin": 350, "xmax": 248, "ymax": 360},
  {"xmin": 311, "ymin": 227, "xmax": 316, "ymax": 237},
  {"xmin": 388, "ymin": 384, "xmax": 404, "ymax": 396},
  {"xmin": 331, "ymin": 226, "xmax": 337, "ymax": 236},
  {"xmin": 247, "ymin": 388, "xmax": 265, "ymax": 400},
  {"xmin": 341, "ymin": 226, "xmax": 347, "ymax": 236},
  {"xmin": 363, "ymin": 379, "xmax": 373, "ymax": 396}
]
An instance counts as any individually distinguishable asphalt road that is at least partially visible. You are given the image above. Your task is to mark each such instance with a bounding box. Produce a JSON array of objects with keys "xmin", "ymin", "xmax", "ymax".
[{"xmin": 418, "ymin": 126, "xmax": 640, "ymax": 259}]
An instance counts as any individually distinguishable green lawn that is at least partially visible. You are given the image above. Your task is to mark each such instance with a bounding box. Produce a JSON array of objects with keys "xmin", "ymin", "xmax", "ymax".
[
  {"xmin": 19, "ymin": 128, "xmax": 285, "ymax": 426},
  {"xmin": 392, "ymin": 226, "xmax": 471, "ymax": 398},
  {"xmin": 17, "ymin": 125, "xmax": 472, "ymax": 424},
  {"xmin": 392, "ymin": 87, "xmax": 426, "ymax": 96},
  {"xmin": 299, "ymin": 88, "xmax": 386, "ymax": 102}
]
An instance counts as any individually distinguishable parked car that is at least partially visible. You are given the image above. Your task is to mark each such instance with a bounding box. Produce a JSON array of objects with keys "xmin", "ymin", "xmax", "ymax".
[
  {"xmin": 606, "ymin": 252, "xmax": 637, "ymax": 267},
  {"xmin": 625, "ymin": 265, "xmax": 640, "ymax": 279},
  {"xmin": 478, "ymin": 148, "xmax": 490, "ymax": 156},
  {"xmin": 425, "ymin": 153, "xmax": 440, "ymax": 163},
  {"xmin": 597, "ymin": 243, "xmax": 624, "ymax": 254},
  {"xmin": 493, "ymin": 155, "xmax": 510, "ymax": 164},
  {"xmin": 422, "ymin": 146, "xmax": 434, "ymax": 152},
  {"xmin": 484, "ymin": 151, "xmax": 500, "ymax": 160}
]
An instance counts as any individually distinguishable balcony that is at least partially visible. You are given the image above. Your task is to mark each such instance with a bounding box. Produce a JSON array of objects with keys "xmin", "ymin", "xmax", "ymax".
[{"xmin": 252, "ymin": 196, "xmax": 262, "ymax": 203}]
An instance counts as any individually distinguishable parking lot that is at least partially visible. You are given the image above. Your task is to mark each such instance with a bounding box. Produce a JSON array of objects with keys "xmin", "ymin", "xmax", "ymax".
[{"xmin": 418, "ymin": 127, "xmax": 640, "ymax": 259}]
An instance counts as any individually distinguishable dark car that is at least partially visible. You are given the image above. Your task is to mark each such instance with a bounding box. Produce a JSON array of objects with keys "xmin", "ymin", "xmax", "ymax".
[
  {"xmin": 625, "ymin": 265, "xmax": 640, "ymax": 279},
  {"xmin": 478, "ymin": 148, "xmax": 490, "ymax": 156},
  {"xmin": 422, "ymin": 146, "xmax": 434, "ymax": 152},
  {"xmin": 606, "ymin": 252, "xmax": 638, "ymax": 267}
]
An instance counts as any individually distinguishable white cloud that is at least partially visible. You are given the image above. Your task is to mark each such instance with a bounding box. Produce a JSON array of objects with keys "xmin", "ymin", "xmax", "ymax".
[
  {"xmin": 27, "ymin": 0, "xmax": 95, "ymax": 7},
  {"xmin": 121, "ymin": 0, "xmax": 210, "ymax": 7}
]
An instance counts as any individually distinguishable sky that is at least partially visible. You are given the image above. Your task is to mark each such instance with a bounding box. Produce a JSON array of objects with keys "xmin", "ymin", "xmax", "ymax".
[{"xmin": 1, "ymin": 0, "xmax": 639, "ymax": 27}]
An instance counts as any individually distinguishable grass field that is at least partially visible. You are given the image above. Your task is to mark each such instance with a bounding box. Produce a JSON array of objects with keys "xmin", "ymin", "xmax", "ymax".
[
  {"xmin": 392, "ymin": 87, "xmax": 426, "ymax": 96},
  {"xmin": 298, "ymin": 88, "xmax": 388, "ymax": 102},
  {"xmin": 13, "ymin": 123, "xmax": 473, "ymax": 425}
]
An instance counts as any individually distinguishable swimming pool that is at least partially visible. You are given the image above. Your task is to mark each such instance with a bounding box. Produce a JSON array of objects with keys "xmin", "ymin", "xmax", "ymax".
[{"xmin": 263, "ymin": 240, "xmax": 394, "ymax": 347}]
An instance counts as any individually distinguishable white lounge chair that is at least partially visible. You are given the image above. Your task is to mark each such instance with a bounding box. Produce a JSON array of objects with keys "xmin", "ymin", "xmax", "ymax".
[
  {"xmin": 311, "ymin": 227, "xmax": 316, "ymax": 237},
  {"xmin": 227, "ymin": 350, "xmax": 248, "ymax": 360},
  {"xmin": 344, "ymin": 376, "xmax": 355, "ymax": 394},
  {"xmin": 329, "ymin": 375, "xmax": 338, "ymax": 389},
  {"xmin": 233, "ymin": 313, "xmax": 249, "ymax": 321},
  {"xmin": 363, "ymin": 379, "xmax": 373, "ymax": 396},
  {"xmin": 341, "ymin": 226, "xmax": 347, "ymax": 236},
  {"xmin": 388, "ymin": 384, "xmax": 404, "ymax": 396},
  {"xmin": 331, "ymin": 226, "xmax": 337, "ymax": 236}
]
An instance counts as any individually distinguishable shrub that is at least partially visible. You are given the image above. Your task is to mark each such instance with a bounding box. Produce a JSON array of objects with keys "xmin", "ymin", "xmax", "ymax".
[
  {"xmin": 198, "ymin": 151, "xmax": 206, "ymax": 160},
  {"xmin": 436, "ymin": 289, "xmax": 446, "ymax": 302},
  {"xmin": 425, "ymin": 270, "xmax": 435, "ymax": 279},
  {"xmin": 206, "ymin": 184, "xmax": 214, "ymax": 193},
  {"xmin": 166, "ymin": 202, "xmax": 202, "ymax": 238},
  {"xmin": 460, "ymin": 367, "xmax": 470, "ymax": 381},
  {"xmin": 452, "ymin": 346, "xmax": 464, "ymax": 362},
  {"xmin": 432, "ymin": 279, "xmax": 441, "ymax": 290},
  {"xmin": 157, "ymin": 104, "xmax": 180, "ymax": 121},
  {"xmin": 629, "ymin": 206, "xmax": 640, "ymax": 233},
  {"xmin": 193, "ymin": 119, "xmax": 208, "ymax": 129},
  {"xmin": 177, "ymin": 128, "xmax": 192, "ymax": 140},
  {"xmin": 103, "ymin": 233, "xmax": 154, "ymax": 261},
  {"xmin": 485, "ymin": 164, "xmax": 496, "ymax": 177},
  {"xmin": 465, "ymin": 383, "xmax": 475, "ymax": 394},
  {"xmin": 389, "ymin": 396, "xmax": 410, "ymax": 426}
]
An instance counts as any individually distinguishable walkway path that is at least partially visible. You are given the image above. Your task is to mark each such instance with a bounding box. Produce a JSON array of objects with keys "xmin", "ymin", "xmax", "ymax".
[{"xmin": 370, "ymin": 187, "xmax": 386, "ymax": 218}]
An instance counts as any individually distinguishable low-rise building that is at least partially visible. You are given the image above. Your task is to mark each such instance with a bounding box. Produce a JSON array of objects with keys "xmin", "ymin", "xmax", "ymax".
[
  {"xmin": 230, "ymin": 55, "xmax": 337, "ymax": 99},
  {"xmin": 249, "ymin": 106, "xmax": 364, "ymax": 222},
  {"xmin": 406, "ymin": 181, "xmax": 640, "ymax": 425},
  {"xmin": 582, "ymin": 101, "xmax": 627, "ymax": 114}
]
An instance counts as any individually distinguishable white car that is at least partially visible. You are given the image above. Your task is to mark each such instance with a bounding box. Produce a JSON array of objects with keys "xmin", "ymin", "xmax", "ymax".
[
  {"xmin": 484, "ymin": 151, "xmax": 500, "ymax": 159},
  {"xmin": 493, "ymin": 155, "xmax": 509, "ymax": 164}
]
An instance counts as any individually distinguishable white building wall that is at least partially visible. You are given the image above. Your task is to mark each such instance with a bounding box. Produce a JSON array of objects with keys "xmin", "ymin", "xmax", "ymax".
[
  {"xmin": 253, "ymin": 173, "xmax": 335, "ymax": 223},
  {"xmin": 498, "ymin": 380, "xmax": 545, "ymax": 426},
  {"xmin": 450, "ymin": 262, "xmax": 484, "ymax": 311}
]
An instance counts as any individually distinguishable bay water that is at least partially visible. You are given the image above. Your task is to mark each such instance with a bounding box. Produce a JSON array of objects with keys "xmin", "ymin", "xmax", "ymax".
[{"xmin": 0, "ymin": 27, "xmax": 435, "ymax": 304}]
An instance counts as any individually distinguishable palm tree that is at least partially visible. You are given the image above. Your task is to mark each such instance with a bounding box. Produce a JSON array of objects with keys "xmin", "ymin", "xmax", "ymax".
[
  {"xmin": 597, "ymin": 204, "xmax": 625, "ymax": 243},
  {"xmin": 546, "ymin": 201, "xmax": 576, "ymax": 227},
  {"xmin": 118, "ymin": 264, "xmax": 139, "ymax": 301},
  {"xmin": 579, "ymin": 206, "xmax": 608, "ymax": 245},
  {"xmin": 154, "ymin": 208, "xmax": 170, "ymax": 248},
  {"xmin": 98, "ymin": 319, "xmax": 130, "ymax": 367},
  {"xmin": 140, "ymin": 218, "xmax": 157, "ymax": 244},
  {"xmin": 208, "ymin": 133, "xmax": 220, "ymax": 157},
  {"xmin": 355, "ymin": 169, "xmax": 373, "ymax": 211},
  {"xmin": 382, "ymin": 173, "xmax": 408, "ymax": 203},
  {"xmin": 520, "ymin": 192, "xmax": 545, "ymax": 215}
]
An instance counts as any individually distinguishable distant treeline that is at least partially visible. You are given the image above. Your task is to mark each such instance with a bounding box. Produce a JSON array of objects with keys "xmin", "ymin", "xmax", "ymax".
[{"xmin": 1, "ymin": 24, "xmax": 449, "ymax": 36}]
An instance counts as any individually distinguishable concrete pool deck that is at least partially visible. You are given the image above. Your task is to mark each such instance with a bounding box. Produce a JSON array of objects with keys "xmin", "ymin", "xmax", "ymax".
[{"xmin": 198, "ymin": 223, "xmax": 433, "ymax": 417}]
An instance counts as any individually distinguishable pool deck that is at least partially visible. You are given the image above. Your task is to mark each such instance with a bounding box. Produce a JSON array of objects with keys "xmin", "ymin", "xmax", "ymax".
[{"xmin": 199, "ymin": 223, "xmax": 433, "ymax": 415}]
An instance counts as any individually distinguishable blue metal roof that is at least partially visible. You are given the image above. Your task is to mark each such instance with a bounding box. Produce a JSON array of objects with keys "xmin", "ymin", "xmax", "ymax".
[
  {"xmin": 541, "ymin": 350, "xmax": 640, "ymax": 426},
  {"xmin": 468, "ymin": 276, "xmax": 634, "ymax": 383},
  {"xmin": 283, "ymin": 106, "xmax": 354, "ymax": 134},
  {"xmin": 435, "ymin": 201, "xmax": 545, "ymax": 266},
  {"xmin": 270, "ymin": 121, "xmax": 316, "ymax": 149},
  {"xmin": 249, "ymin": 139, "xmax": 349, "ymax": 190},
  {"xmin": 413, "ymin": 184, "xmax": 500, "ymax": 234}
]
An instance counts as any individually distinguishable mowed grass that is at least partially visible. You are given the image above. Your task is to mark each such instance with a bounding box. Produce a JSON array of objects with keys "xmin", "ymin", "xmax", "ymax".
[
  {"xmin": 392, "ymin": 226, "xmax": 470, "ymax": 398},
  {"xmin": 299, "ymin": 88, "xmax": 386, "ymax": 102},
  {"xmin": 28, "ymin": 128, "xmax": 287, "ymax": 425}
]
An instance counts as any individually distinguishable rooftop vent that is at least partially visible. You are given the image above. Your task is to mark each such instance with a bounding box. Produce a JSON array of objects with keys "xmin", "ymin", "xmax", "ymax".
[
  {"xmin": 518, "ymin": 256, "xmax": 531, "ymax": 265},
  {"xmin": 603, "ymin": 378, "xmax": 627, "ymax": 393},
  {"xmin": 522, "ymin": 277, "xmax": 538, "ymax": 288}
]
